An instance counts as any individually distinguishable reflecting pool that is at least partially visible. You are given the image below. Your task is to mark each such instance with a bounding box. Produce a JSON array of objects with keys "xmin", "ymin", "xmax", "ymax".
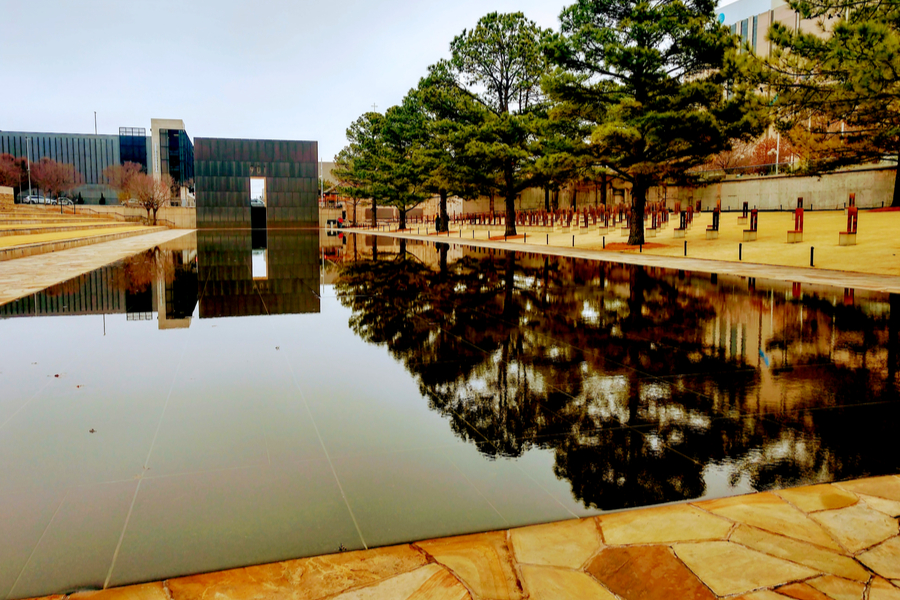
[{"xmin": 1, "ymin": 230, "xmax": 898, "ymax": 598}]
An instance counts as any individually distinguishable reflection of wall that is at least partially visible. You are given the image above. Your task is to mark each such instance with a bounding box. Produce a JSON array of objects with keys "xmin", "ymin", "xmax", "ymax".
[
  {"xmin": 197, "ymin": 231, "xmax": 320, "ymax": 318},
  {"xmin": 195, "ymin": 138, "xmax": 318, "ymax": 229},
  {"xmin": 0, "ymin": 236, "xmax": 199, "ymax": 330}
]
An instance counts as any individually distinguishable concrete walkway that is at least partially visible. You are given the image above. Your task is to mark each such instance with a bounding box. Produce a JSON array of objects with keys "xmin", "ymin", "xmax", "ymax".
[{"xmin": 33, "ymin": 475, "xmax": 900, "ymax": 600}]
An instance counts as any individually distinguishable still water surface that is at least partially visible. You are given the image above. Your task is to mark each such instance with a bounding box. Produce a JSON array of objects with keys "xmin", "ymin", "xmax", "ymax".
[{"xmin": 0, "ymin": 230, "xmax": 898, "ymax": 598}]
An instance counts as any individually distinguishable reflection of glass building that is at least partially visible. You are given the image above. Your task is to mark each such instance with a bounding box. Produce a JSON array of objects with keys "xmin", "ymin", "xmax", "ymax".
[
  {"xmin": 197, "ymin": 230, "xmax": 320, "ymax": 318},
  {"xmin": 0, "ymin": 236, "xmax": 199, "ymax": 329}
]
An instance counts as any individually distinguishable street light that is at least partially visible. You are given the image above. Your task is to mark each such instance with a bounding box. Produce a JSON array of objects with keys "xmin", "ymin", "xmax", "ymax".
[{"xmin": 26, "ymin": 137, "xmax": 32, "ymax": 202}]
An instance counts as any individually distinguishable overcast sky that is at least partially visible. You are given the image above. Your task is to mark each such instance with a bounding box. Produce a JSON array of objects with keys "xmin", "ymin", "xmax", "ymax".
[{"xmin": 1, "ymin": 0, "xmax": 573, "ymax": 161}]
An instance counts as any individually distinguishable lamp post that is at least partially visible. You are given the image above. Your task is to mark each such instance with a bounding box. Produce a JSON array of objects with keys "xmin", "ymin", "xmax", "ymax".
[{"xmin": 26, "ymin": 137, "xmax": 32, "ymax": 202}]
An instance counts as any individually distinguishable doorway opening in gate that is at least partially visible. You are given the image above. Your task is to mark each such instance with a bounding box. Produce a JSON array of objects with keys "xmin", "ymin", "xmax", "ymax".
[{"xmin": 250, "ymin": 177, "xmax": 267, "ymax": 278}]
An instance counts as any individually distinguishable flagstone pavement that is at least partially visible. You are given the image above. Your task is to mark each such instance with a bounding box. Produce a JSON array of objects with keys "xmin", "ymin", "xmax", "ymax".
[{"xmin": 28, "ymin": 475, "xmax": 900, "ymax": 600}]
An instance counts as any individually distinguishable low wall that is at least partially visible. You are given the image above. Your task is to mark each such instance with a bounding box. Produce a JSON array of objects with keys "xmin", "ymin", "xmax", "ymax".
[
  {"xmin": 85, "ymin": 205, "xmax": 196, "ymax": 228},
  {"xmin": 449, "ymin": 164, "xmax": 896, "ymax": 214},
  {"xmin": 671, "ymin": 165, "xmax": 897, "ymax": 211},
  {"xmin": 0, "ymin": 186, "xmax": 13, "ymax": 210}
]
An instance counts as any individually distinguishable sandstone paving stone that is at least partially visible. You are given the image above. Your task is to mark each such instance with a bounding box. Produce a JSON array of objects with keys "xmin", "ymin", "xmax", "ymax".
[
  {"xmin": 810, "ymin": 505, "xmax": 898, "ymax": 553},
  {"xmin": 696, "ymin": 493, "xmax": 843, "ymax": 551},
  {"xmin": 776, "ymin": 582, "xmax": 833, "ymax": 600},
  {"xmin": 519, "ymin": 565, "xmax": 617, "ymax": 600},
  {"xmin": 166, "ymin": 544, "xmax": 429, "ymax": 600},
  {"xmin": 585, "ymin": 545, "xmax": 716, "ymax": 600},
  {"xmin": 729, "ymin": 526, "xmax": 870, "ymax": 582},
  {"xmin": 509, "ymin": 518, "xmax": 602, "ymax": 569},
  {"xmin": 860, "ymin": 494, "xmax": 900, "ymax": 518},
  {"xmin": 858, "ymin": 536, "xmax": 900, "ymax": 579},
  {"xmin": 332, "ymin": 564, "xmax": 470, "ymax": 600},
  {"xmin": 596, "ymin": 504, "xmax": 732, "ymax": 545},
  {"xmin": 68, "ymin": 583, "xmax": 169, "ymax": 600},
  {"xmin": 417, "ymin": 531, "xmax": 523, "ymax": 600},
  {"xmin": 775, "ymin": 485, "xmax": 859, "ymax": 513},
  {"xmin": 673, "ymin": 541, "xmax": 820, "ymax": 596},
  {"xmin": 869, "ymin": 578, "xmax": 900, "ymax": 600},
  {"xmin": 731, "ymin": 592, "xmax": 796, "ymax": 600},
  {"xmin": 836, "ymin": 477, "xmax": 900, "ymax": 502},
  {"xmin": 805, "ymin": 575, "xmax": 866, "ymax": 600}
]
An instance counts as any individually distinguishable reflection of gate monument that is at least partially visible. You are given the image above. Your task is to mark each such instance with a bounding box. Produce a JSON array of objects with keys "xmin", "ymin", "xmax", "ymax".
[
  {"xmin": 195, "ymin": 138, "xmax": 318, "ymax": 229},
  {"xmin": 197, "ymin": 231, "xmax": 320, "ymax": 318}
]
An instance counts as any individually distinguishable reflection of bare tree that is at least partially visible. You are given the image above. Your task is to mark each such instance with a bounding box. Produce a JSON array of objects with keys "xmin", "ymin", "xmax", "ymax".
[{"xmin": 120, "ymin": 246, "xmax": 176, "ymax": 296}]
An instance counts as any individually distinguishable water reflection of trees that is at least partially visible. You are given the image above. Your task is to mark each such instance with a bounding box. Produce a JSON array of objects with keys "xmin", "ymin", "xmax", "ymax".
[{"xmin": 335, "ymin": 241, "xmax": 899, "ymax": 510}]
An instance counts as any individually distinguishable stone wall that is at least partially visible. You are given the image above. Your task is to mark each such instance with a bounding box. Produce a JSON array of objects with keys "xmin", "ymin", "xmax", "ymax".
[
  {"xmin": 85, "ymin": 205, "xmax": 197, "ymax": 228},
  {"xmin": 447, "ymin": 164, "xmax": 897, "ymax": 215},
  {"xmin": 670, "ymin": 165, "xmax": 897, "ymax": 212},
  {"xmin": 0, "ymin": 186, "xmax": 13, "ymax": 211}
]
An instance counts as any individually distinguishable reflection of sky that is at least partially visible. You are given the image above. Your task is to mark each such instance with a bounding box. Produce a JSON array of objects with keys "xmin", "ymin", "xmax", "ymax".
[{"xmin": 251, "ymin": 249, "xmax": 268, "ymax": 279}]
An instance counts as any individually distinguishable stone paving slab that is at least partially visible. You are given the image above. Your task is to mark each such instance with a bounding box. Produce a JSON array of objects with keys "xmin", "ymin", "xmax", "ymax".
[
  {"xmin": 0, "ymin": 229, "xmax": 194, "ymax": 305},
  {"xmin": 25, "ymin": 475, "xmax": 900, "ymax": 600}
]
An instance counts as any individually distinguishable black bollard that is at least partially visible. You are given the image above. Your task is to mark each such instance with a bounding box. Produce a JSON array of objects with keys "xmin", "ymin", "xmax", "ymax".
[
  {"xmin": 603, "ymin": 236, "xmax": 605, "ymax": 249},
  {"xmin": 640, "ymin": 244, "xmax": 642, "ymax": 253},
  {"xmin": 684, "ymin": 241, "xmax": 687, "ymax": 256},
  {"xmin": 810, "ymin": 246, "xmax": 815, "ymax": 267},
  {"xmin": 739, "ymin": 243, "xmax": 742, "ymax": 261},
  {"xmin": 572, "ymin": 235, "xmax": 575, "ymax": 247}
]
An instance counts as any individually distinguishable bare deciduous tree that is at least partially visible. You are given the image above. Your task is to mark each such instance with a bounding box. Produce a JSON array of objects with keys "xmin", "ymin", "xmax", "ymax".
[
  {"xmin": 30, "ymin": 158, "xmax": 83, "ymax": 200},
  {"xmin": 103, "ymin": 162, "xmax": 143, "ymax": 204},
  {"xmin": 130, "ymin": 173, "xmax": 174, "ymax": 225}
]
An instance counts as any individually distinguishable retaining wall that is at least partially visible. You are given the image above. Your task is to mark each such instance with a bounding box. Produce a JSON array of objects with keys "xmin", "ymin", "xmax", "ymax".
[
  {"xmin": 0, "ymin": 186, "xmax": 13, "ymax": 210},
  {"xmin": 450, "ymin": 164, "xmax": 896, "ymax": 215}
]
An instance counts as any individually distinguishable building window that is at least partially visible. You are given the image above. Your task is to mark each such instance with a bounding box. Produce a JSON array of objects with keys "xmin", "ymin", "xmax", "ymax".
[{"xmin": 752, "ymin": 16, "xmax": 758, "ymax": 53}]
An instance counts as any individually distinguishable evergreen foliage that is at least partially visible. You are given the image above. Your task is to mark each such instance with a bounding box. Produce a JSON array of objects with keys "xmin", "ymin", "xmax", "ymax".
[
  {"xmin": 756, "ymin": 0, "xmax": 900, "ymax": 205},
  {"xmin": 544, "ymin": 0, "xmax": 766, "ymax": 244}
]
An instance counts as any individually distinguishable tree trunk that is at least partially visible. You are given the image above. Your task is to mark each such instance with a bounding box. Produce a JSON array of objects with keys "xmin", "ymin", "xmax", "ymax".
[
  {"xmin": 504, "ymin": 162, "xmax": 517, "ymax": 237},
  {"xmin": 352, "ymin": 200, "xmax": 357, "ymax": 226},
  {"xmin": 544, "ymin": 187, "xmax": 550, "ymax": 211},
  {"xmin": 439, "ymin": 190, "xmax": 449, "ymax": 232},
  {"xmin": 572, "ymin": 185, "xmax": 578, "ymax": 211},
  {"xmin": 399, "ymin": 208, "xmax": 407, "ymax": 230},
  {"xmin": 552, "ymin": 189, "xmax": 559, "ymax": 211},
  {"xmin": 399, "ymin": 238, "xmax": 407, "ymax": 257},
  {"xmin": 892, "ymin": 163, "xmax": 900, "ymax": 208},
  {"xmin": 628, "ymin": 179, "xmax": 647, "ymax": 246},
  {"xmin": 371, "ymin": 198, "xmax": 377, "ymax": 228},
  {"xmin": 600, "ymin": 175, "xmax": 608, "ymax": 206}
]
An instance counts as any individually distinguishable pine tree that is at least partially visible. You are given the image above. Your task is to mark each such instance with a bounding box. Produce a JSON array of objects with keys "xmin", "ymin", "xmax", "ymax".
[
  {"xmin": 545, "ymin": 0, "xmax": 766, "ymax": 244},
  {"xmin": 758, "ymin": 0, "xmax": 900, "ymax": 206}
]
